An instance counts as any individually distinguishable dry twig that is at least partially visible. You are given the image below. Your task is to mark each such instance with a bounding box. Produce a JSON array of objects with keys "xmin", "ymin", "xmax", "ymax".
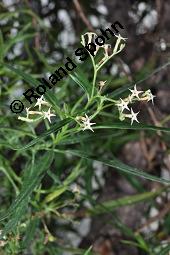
[{"xmin": 73, "ymin": 0, "xmax": 95, "ymax": 32}]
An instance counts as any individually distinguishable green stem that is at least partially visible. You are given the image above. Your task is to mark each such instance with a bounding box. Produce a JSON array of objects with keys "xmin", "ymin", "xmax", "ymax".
[
  {"xmin": 91, "ymin": 69, "xmax": 97, "ymax": 98},
  {"xmin": 90, "ymin": 54, "xmax": 97, "ymax": 99}
]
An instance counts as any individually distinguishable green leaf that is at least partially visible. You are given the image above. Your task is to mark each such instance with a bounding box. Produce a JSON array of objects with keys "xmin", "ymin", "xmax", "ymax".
[
  {"xmin": 0, "ymin": 30, "xmax": 4, "ymax": 62},
  {"xmin": 59, "ymin": 130, "xmax": 125, "ymax": 145},
  {"xmin": 3, "ymin": 63, "xmax": 61, "ymax": 112},
  {"xmin": 109, "ymin": 61, "xmax": 170, "ymax": 99},
  {"xmin": 13, "ymin": 118, "xmax": 71, "ymax": 150},
  {"xmin": 159, "ymin": 245, "xmax": 170, "ymax": 255},
  {"xmin": 65, "ymin": 149, "xmax": 170, "ymax": 184},
  {"xmin": 21, "ymin": 218, "xmax": 39, "ymax": 250},
  {"xmin": 2, "ymin": 198, "xmax": 29, "ymax": 236},
  {"xmin": 4, "ymin": 33, "xmax": 36, "ymax": 57},
  {"xmin": 43, "ymin": 160, "xmax": 83, "ymax": 203},
  {"xmin": 94, "ymin": 122, "xmax": 170, "ymax": 133},
  {"xmin": 83, "ymin": 246, "xmax": 93, "ymax": 255},
  {"xmin": 88, "ymin": 189, "xmax": 163, "ymax": 215},
  {"xmin": 0, "ymin": 155, "xmax": 20, "ymax": 193},
  {"xmin": 3, "ymin": 63, "xmax": 39, "ymax": 87},
  {"xmin": 0, "ymin": 126, "xmax": 36, "ymax": 138},
  {"xmin": 0, "ymin": 11, "xmax": 18, "ymax": 20},
  {"xmin": 69, "ymin": 68, "xmax": 94, "ymax": 99},
  {"xmin": 43, "ymin": 186, "xmax": 67, "ymax": 203},
  {"xmin": 0, "ymin": 151, "xmax": 53, "ymax": 235}
]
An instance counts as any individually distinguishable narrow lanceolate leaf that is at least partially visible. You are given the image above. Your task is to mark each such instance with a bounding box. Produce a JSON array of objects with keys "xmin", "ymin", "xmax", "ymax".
[
  {"xmin": 159, "ymin": 245, "xmax": 170, "ymax": 255},
  {"xmin": 88, "ymin": 189, "xmax": 164, "ymax": 215},
  {"xmin": 0, "ymin": 126, "xmax": 36, "ymax": 138},
  {"xmin": 3, "ymin": 63, "xmax": 60, "ymax": 110},
  {"xmin": 43, "ymin": 160, "xmax": 83, "ymax": 203},
  {"xmin": 94, "ymin": 122, "xmax": 170, "ymax": 133},
  {"xmin": 0, "ymin": 151, "xmax": 53, "ymax": 235},
  {"xmin": 21, "ymin": 218, "xmax": 39, "ymax": 250},
  {"xmin": 2, "ymin": 198, "xmax": 29, "ymax": 236},
  {"xmin": 83, "ymin": 246, "xmax": 93, "ymax": 255},
  {"xmin": 65, "ymin": 149, "xmax": 170, "ymax": 184},
  {"xmin": 4, "ymin": 63, "xmax": 39, "ymax": 86},
  {"xmin": 4, "ymin": 33, "xmax": 36, "ymax": 57},
  {"xmin": 13, "ymin": 118, "xmax": 71, "ymax": 150},
  {"xmin": 69, "ymin": 68, "xmax": 94, "ymax": 99},
  {"xmin": 109, "ymin": 61, "xmax": 170, "ymax": 99}
]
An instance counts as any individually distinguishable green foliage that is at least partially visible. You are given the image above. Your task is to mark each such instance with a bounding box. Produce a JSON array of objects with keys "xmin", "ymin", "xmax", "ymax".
[{"xmin": 1, "ymin": 2, "xmax": 170, "ymax": 255}]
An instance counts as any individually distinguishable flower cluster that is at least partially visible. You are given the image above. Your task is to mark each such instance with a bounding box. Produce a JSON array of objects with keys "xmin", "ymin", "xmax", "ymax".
[
  {"xmin": 17, "ymin": 32, "xmax": 156, "ymax": 133},
  {"xmin": 18, "ymin": 96, "xmax": 56, "ymax": 123},
  {"xmin": 116, "ymin": 85, "xmax": 156, "ymax": 125},
  {"xmin": 81, "ymin": 32, "xmax": 127, "ymax": 70},
  {"xmin": 76, "ymin": 114, "xmax": 96, "ymax": 132}
]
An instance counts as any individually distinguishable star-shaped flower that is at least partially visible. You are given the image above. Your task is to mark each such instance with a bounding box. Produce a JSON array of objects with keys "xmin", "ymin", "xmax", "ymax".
[
  {"xmin": 145, "ymin": 89, "xmax": 156, "ymax": 104},
  {"xmin": 129, "ymin": 108, "xmax": 140, "ymax": 125},
  {"xmin": 34, "ymin": 95, "xmax": 49, "ymax": 110},
  {"xmin": 116, "ymin": 98, "xmax": 130, "ymax": 113},
  {"xmin": 114, "ymin": 34, "xmax": 128, "ymax": 41},
  {"xmin": 99, "ymin": 80, "xmax": 107, "ymax": 87},
  {"xmin": 42, "ymin": 108, "xmax": 56, "ymax": 123},
  {"xmin": 129, "ymin": 85, "xmax": 143, "ymax": 100},
  {"xmin": 81, "ymin": 114, "xmax": 96, "ymax": 132}
]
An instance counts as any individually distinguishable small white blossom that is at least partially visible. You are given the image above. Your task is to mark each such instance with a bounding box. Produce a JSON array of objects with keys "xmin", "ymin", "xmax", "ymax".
[
  {"xmin": 80, "ymin": 114, "xmax": 96, "ymax": 132},
  {"xmin": 34, "ymin": 95, "xmax": 50, "ymax": 110},
  {"xmin": 128, "ymin": 108, "xmax": 140, "ymax": 125},
  {"xmin": 72, "ymin": 184, "xmax": 80, "ymax": 194},
  {"xmin": 129, "ymin": 84, "xmax": 143, "ymax": 99},
  {"xmin": 98, "ymin": 80, "xmax": 107, "ymax": 91},
  {"xmin": 123, "ymin": 108, "xmax": 140, "ymax": 125},
  {"xmin": 114, "ymin": 33, "xmax": 128, "ymax": 41},
  {"xmin": 42, "ymin": 108, "xmax": 56, "ymax": 123},
  {"xmin": 145, "ymin": 89, "xmax": 156, "ymax": 104},
  {"xmin": 116, "ymin": 98, "xmax": 130, "ymax": 113}
]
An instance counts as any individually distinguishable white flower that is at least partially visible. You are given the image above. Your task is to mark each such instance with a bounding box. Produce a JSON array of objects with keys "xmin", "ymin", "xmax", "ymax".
[
  {"xmin": 145, "ymin": 89, "xmax": 156, "ymax": 104},
  {"xmin": 129, "ymin": 108, "xmax": 140, "ymax": 125},
  {"xmin": 114, "ymin": 33, "xmax": 128, "ymax": 41},
  {"xmin": 129, "ymin": 84, "xmax": 143, "ymax": 99},
  {"xmin": 98, "ymin": 80, "xmax": 107, "ymax": 91},
  {"xmin": 81, "ymin": 114, "xmax": 96, "ymax": 132},
  {"xmin": 42, "ymin": 108, "xmax": 56, "ymax": 123},
  {"xmin": 99, "ymin": 80, "xmax": 106, "ymax": 87},
  {"xmin": 72, "ymin": 184, "xmax": 80, "ymax": 194},
  {"xmin": 34, "ymin": 95, "xmax": 49, "ymax": 110},
  {"xmin": 116, "ymin": 98, "xmax": 130, "ymax": 113}
]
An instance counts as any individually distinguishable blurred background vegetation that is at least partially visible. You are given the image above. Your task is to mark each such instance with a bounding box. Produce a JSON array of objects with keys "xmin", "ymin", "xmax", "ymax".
[{"xmin": 0, "ymin": 0, "xmax": 170, "ymax": 254}]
